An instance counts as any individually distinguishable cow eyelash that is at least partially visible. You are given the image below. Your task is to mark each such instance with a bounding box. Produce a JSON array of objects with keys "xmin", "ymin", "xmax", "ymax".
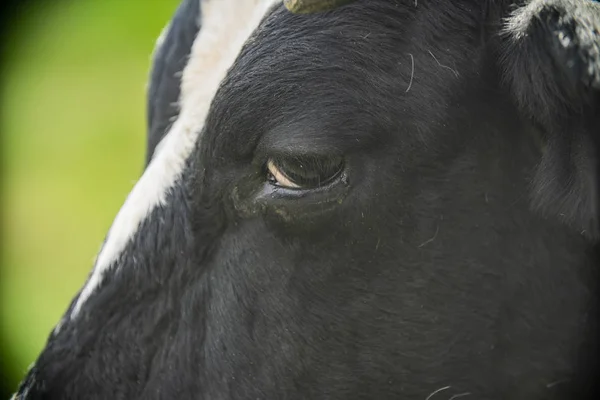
[{"xmin": 266, "ymin": 156, "xmax": 344, "ymax": 190}]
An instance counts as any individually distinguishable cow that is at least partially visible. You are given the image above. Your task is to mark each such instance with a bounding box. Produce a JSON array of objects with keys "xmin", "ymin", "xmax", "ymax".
[{"xmin": 11, "ymin": 0, "xmax": 600, "ymax": 398}]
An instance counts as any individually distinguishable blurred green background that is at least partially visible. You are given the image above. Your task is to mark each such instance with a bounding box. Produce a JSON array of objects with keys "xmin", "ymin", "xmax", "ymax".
[{"xmin": 0, "ymin": 0, "xmax": 178, "ymax": 394}]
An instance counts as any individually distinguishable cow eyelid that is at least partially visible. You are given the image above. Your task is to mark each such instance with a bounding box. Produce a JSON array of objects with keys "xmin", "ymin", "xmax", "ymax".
[
  {"xmin": 265, "ymin": 156, "xmax": 344, "ymax": 190},
  {"xmin": 267, "ymin": 160, "xmax": 301, "ymax": 189}
]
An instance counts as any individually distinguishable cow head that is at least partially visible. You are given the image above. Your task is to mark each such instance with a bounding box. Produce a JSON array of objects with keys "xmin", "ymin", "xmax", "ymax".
[{"xmin": 13, "ymin": 0, "xmax": 600, "ymax": 399}]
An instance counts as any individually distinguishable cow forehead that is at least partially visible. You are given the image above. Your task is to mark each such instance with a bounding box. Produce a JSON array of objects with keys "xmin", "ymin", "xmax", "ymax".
[{"xmin": 202, "ymin": 1, "xmax": 420, "ymax": 161}]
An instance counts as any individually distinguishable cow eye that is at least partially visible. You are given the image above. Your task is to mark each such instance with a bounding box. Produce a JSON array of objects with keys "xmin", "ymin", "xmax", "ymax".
[{"xmin": 266, "ymin": 156, "xmax": 344, "ymax": 189}]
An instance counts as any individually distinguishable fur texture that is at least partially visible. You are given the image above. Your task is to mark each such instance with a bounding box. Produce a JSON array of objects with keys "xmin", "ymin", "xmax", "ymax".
[
  {"xmin": 13, "ymin": 0, "xmax": 600, "ymax": 399},
  {"xmin": 70, "ymin": 0, "xmax": 279, "ymax": 319},
  {"xmin": 501, "ymin": 0, "xmax": 600, "ymax": 239}
]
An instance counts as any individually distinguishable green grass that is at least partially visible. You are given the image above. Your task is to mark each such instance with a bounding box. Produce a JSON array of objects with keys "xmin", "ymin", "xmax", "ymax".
[{"xmin": 0, "ymin": 0, "xmax": 178, "ymax": 390}]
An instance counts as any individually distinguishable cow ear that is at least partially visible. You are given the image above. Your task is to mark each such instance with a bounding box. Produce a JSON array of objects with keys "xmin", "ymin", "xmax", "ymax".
[
  {"xmin": 146, "ymin": 0, "xmax": 201, "ymax": 165},
  {"xmin": 500, "ymin": 0, "xmax": 600, "ymax": 240}
]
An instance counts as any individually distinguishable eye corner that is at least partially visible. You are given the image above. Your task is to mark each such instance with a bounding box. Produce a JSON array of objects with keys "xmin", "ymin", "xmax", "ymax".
[{"xmin": 266, "ymin": 159, "xmax": 301, "ymax": 189}]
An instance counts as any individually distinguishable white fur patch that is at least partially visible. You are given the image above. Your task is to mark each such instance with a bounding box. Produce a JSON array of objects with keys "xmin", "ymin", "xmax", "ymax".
[
  {"xmin": 70, "ymin": 0, "xmax": 280, "ymax": 319},
  {"xmin": 504, "ymin": 0, "xmax": 600, "ymax": 88},
  {"xmin": 503, "ymin": 0, "xmax": 547, "ymax": 40}
]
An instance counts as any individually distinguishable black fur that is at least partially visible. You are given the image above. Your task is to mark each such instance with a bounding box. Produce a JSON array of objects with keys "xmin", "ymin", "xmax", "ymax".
[
  {"xmin": 146, "ymin": 0, "xmax": 201, "ymax": 164},
  {"xmin": 14, "ymin": 1, "xmax": 600, "ymax": 399}
]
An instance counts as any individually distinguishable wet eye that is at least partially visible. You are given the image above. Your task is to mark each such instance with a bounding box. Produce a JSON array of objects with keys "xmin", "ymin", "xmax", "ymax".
[{"xmin": 266, "ymin": 156, "xmax": 344, "ymax": 189}]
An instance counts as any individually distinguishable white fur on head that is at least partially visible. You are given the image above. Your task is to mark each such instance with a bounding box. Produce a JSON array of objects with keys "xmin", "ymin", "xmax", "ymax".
[
  {"xmin": 69, "ymin": 0, "xmax": 280, "ymax": 320},
  {"xmin": 503, "ymin": 0, "xmax": 548, "ymax": 40}
]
